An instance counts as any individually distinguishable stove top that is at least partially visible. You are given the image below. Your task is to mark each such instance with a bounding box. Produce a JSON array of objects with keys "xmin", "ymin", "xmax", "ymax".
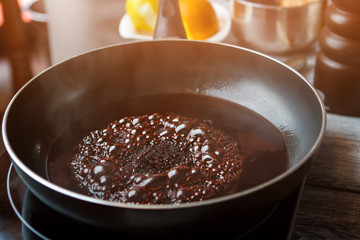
[{"xmin": 1, "ymin": 153, "xmax": 303, "ymax": 239}]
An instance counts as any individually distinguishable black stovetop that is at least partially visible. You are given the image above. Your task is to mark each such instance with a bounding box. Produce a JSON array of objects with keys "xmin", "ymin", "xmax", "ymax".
[{"xmin": 0, "ymin": 152, "xmax": 303, "ymax": 240}]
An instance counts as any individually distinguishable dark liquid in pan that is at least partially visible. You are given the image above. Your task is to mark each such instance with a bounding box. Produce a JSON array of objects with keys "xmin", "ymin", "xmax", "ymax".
[{"xmin": 47, "ymin": 93, "xmax": 288, "ymax": 201}]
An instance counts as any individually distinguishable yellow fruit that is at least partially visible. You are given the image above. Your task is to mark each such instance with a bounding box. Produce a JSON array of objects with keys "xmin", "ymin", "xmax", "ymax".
[
  {"xmin": 126, "ymin": 0, "xmax": 159, "ymax": 33},
  {"xmin": 125, "ymin": 0, "xmax": 219, "ymax": 40},
  {"xmin": 179, "ymin": 0, "xmax": 219, "ymax": 40}
]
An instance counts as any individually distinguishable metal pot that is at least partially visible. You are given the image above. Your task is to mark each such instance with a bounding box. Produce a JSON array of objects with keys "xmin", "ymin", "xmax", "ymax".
[
  {"xmin": 231, "ymin": 0, "xmax": 327, "ymax": 55},
  {"xmin": 2, "ymin": 0, "xmax": 326, "ymax": 238}
]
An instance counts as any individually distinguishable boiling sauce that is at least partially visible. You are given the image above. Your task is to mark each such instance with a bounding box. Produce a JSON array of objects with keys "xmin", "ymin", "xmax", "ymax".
[{"xmin": 47, "ymin": 93, "xmax": 288, "ymax": 202}]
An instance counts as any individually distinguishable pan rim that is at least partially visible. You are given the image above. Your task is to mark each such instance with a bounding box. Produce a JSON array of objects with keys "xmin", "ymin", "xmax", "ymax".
[{"xmin": 2, "ymin": 39, "xmax": 327, "ymax": 210}]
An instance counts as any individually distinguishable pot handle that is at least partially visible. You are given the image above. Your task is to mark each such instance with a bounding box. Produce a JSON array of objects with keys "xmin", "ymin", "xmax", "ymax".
[{"xmin": 153, "ymin": 0, "xmax": 187, "ymax": 40}]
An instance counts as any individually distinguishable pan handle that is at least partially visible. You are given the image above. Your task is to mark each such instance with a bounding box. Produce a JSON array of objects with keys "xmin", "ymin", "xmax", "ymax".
[{"xmin": 153, "ymin": 0, "xmax": 187, "ymax": 40}]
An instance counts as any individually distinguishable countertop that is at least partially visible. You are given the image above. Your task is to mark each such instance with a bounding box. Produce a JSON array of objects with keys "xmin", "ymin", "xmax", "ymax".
[{"xmin": 292, "ymin": 113, "xmax": 360, "ymax": 239}]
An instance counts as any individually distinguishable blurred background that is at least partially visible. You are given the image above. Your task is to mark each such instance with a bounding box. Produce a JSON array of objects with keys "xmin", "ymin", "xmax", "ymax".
[
  {"xmin": 0, "ymin": 0, "xmax": 329, "ymax": 111},
  {"xmin": 0, "ymin": 0, "xmax": 129, "ymax": 113},
  {"xmin": 6, "ymin": 0, "xmax": 356, "ymax": 118}
]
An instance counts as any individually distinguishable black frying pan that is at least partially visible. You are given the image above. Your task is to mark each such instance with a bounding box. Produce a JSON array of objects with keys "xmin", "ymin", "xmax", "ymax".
[{"xmin": 2, "ymin": 0, "xmax": 326, "ymax": 238}]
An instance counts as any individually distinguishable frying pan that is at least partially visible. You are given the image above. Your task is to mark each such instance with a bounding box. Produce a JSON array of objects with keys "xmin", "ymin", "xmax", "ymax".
[{"xmin": 2, "ymin": 0, "xmax": 326, "ymax": 238}]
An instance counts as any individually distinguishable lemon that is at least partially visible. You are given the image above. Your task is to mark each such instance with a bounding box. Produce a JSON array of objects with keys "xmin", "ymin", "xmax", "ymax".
[
  {"xmin": 179, "ymin": 0, "xmax": 219, "ymax": 40},
  {"xmin": 125, "ymin": 0, "xmax": 219, "ymax": 40},
  {"xmin": 126, "ymin": 0, "xmax": 159, "ymax": 33}
]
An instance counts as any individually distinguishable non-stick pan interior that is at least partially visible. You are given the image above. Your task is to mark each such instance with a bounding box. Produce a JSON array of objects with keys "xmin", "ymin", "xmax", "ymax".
[{"xmin": 4, "ymin": 40, "xmax": 324, "ymax": 192}]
